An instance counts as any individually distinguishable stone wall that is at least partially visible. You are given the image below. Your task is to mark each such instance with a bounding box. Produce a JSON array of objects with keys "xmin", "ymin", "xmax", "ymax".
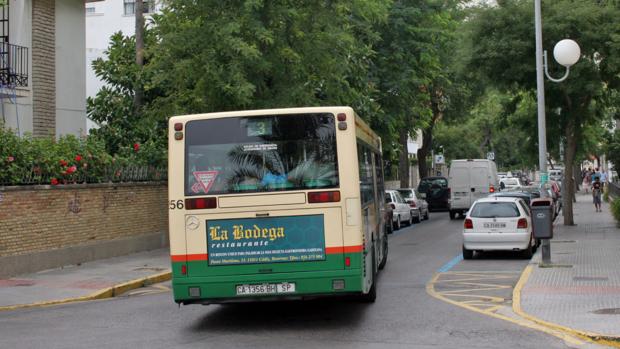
[
  {"xmin": 0, "ymin": 182, "xmax": 169, "ymax": 277},
  {"xmin": 31, "ymin": 0, "xmax": 56, "ymax": 137}
]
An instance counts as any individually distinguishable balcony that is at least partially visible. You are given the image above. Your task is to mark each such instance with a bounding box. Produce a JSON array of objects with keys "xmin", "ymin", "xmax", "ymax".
[{"xmin": 0, "ymin": 41, "xmax": 28, "ymax": 88}]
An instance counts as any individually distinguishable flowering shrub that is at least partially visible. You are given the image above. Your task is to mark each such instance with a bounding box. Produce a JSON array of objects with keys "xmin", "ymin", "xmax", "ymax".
[{"xmin": 0, "ymin": 126, "xmax": 166, "ymax": 186}]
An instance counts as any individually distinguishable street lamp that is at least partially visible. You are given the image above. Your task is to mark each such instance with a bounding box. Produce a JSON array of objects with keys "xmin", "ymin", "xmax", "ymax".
[{"xmin": 534, "ymin": 0, "xmax": 580, "ymax": 264}]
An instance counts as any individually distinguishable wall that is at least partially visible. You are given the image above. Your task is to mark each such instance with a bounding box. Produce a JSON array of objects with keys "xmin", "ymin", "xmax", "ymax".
[
  {"xmin": 0, "ymin": 182, "xmax": 168, "ymax": 277},
  {"xmin": 55, "ymin": 0, "xmax": 86, "ymax": 137}
]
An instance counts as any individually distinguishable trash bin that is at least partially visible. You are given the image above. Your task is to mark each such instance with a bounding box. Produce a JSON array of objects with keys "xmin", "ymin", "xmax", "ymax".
[{"xmin": 531, "ymin": 198, "xmax": 553, "ymax": 239}]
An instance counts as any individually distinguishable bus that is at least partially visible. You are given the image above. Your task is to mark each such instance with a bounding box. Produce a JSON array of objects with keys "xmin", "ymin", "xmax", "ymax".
[{"xmin": 168, "ymin": 106, "xmax": 388, "ymax": 304}]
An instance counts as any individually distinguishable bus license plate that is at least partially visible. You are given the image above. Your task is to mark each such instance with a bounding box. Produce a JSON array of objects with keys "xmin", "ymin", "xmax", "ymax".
[{"xmin": 236, "ymin": 283, "xmax": 296, "ymax": 296}]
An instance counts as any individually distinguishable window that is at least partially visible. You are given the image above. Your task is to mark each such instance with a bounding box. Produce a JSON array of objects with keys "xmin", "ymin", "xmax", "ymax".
[
  {"xmin": 185, "ymin": 114, "xmax": 338, "ymax": 196},
  {"xmin": 123, "ymin": 0, "xmax": 156, "ymax": 16},
  {"xmin": 470, "ymin": 202, "xmax": 520, "ymax": 218},
  {"xmin": 85, "ymin": 6, "xmax": 96, "ymax": 14}
]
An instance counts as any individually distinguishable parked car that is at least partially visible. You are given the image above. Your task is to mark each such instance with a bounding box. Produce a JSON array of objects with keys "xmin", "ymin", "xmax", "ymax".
[
  {"xmin": 384, "ymin": 202, "xmax": 394, "ymax": 234},
  {"xmin": 385, "ymin": 190, "xmax": 413, "ymax": 230},
  {"xmin": 500, "ymin": 177, "xmax": 522, "ymax": 191},
  {"xmin": 417, "ymin": 176, "xmax": 450, "ymax": 211},
  {"xmin": 462, "ymin": 197, "xmax": 536, "ymax": 259},
  {"xmin": 397, "ymin": 188, "xmax": 429, "ymax": 223},
  {"xmin": 448, "ymin": 159, "xmax": 499, "ymax": 219},
  {"xmin": 488, "ymin": 191, "xmax": 536, "ymax": 206}
]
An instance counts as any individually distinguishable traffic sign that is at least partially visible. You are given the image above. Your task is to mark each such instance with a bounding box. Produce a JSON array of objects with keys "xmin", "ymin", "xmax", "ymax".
[{"xmin": 486, "ymin": 152, "xmax": 495, "ymax": 161}]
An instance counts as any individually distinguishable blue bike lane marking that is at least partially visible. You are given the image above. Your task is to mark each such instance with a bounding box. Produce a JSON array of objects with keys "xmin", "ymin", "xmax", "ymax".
[{"xmin": 437, "ymin": 254, "xmax": 463, "ymax": 273}]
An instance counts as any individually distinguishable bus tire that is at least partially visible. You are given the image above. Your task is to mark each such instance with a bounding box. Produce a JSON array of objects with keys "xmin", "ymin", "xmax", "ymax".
[
  {"xmin": 378, "ymin": 232, "xmax": 388, "ymax": 270},
  {"xmin": 361, "ymin": 243, "xmax": 377, "ymax": 303}
]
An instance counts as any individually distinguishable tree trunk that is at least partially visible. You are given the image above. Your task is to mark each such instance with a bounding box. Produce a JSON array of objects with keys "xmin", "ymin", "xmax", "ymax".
[
  {"xmin": 133, "ymin": 0, "xmax": 145, "ymax": 113},
  {"xmin": 417, "ymin": 126, "xmax": 432, "ymax": 180},
  {"xmin": 399, "ymin": 128, "xmax": 410, "ymax": 188},
  {"xmin": 563, "ymin": 119, "xmax": 578, "ymax": 226}
]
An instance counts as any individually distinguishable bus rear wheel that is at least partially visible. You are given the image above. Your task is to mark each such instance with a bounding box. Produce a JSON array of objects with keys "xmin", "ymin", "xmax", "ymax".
[
  {"xmin": 378, "ymin": 232, "xmax": 388, "ymax": 270},
  {"xmin": 361, "ymin": 243, "xmax": 377, "ymax": 303}
]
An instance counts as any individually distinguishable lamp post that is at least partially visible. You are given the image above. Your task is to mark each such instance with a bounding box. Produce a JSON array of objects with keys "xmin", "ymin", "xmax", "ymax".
[{"xmin": 534, "ymin": 0, "xmax": 580, "ymax": 264}]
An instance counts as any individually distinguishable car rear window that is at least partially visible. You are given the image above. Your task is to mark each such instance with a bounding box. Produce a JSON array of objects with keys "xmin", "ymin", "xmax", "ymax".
[
  {"xmin": 397, "ymin": 189, "xmax": 413, "ymax": 199},
  {"xmin": 418, "ymin": 178, "xmax": 448, "ymax": 193},
  {"xmin": 470, "ymin": 202, "xmax": 520, "ymax": 218}
]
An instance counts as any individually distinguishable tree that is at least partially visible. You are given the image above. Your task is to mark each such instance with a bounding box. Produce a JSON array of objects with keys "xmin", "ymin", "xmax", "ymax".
[
  {"xmin": 147, "ymin": 0, "xmax": 390, "ymax": 122},
  {"xmin": 466, "ymin": 0, "xmax": 620, "ymax": 225},
  {"xmin": 372, "ymin": 0, "xmax": 458, "ymax": 186},
  {"xmin": 133, "ymin": 0, "xmax": 145, "ymax": 113}
]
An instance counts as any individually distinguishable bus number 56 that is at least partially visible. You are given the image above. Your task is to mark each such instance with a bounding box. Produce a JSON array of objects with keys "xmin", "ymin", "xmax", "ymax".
[{"xmin": 170, "ymin": 200, "xmax": 184, "ymax": 209}]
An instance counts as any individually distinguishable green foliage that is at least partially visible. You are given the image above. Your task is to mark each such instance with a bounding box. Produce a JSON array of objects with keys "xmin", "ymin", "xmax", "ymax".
[
  {"xmin": 611, "ymin": 197, "xmax": 620, "ymax": 227},
  {"xmin": 606, "ymin": 130, "xmax": 620, "ymax": 172}
]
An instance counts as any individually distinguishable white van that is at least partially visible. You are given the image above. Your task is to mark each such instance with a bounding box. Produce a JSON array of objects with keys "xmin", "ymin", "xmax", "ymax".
[{"xmin": 448, "ymin": 159, "xmax": 499, "ymax": 219}]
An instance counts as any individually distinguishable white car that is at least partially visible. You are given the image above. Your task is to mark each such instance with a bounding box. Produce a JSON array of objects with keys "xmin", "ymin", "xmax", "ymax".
[
  {"xmin": 397, "ymin": 188, "xmax": 430, "ymax": 223},
  {"xmin": 500, "ymin": 177, "xmax": 522, "ymax": 191},
  {"xmin": 385, "ymin": 190, "xmax": 413, "ymax": 230},
  {"xmin": 462, "ymin": 197, "xmax": 535, "ymax": 259}
]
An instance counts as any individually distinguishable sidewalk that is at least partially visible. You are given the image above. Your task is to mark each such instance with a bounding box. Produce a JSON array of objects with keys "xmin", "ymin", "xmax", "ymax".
[
  {"xmin": 0, "ymin": 248, "xmax": 171, "ymax": 311},
  {"xmin": 519, "ymin": 192, "xmax": 620, "ymax": 340}
]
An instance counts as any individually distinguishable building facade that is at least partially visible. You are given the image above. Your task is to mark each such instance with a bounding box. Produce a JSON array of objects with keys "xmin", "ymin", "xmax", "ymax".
[
  {"xmin": 85, "ymin": 0, "xmax": 161, "ymax": 130},
  {"xmin": 1, "ymin": 0, "xmax": 95, "ymax": 138}
]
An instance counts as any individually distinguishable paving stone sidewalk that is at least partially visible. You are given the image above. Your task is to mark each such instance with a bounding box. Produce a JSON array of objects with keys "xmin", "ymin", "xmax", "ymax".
[
  {"xmin": 0, "ymin": 248, "xmax": 171, "ymax": 308},
  {"xmin": 522, "ymin": 192, "xmax": 620, "ymax": 337}
]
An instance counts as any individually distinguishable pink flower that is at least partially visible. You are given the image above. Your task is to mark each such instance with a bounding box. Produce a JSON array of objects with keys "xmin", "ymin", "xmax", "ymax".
[
  {"xmin": 133, "ymin": 143, "xmax": 140, "ymax": 152},
  {"xmin": 51, "ymin": 178, "xmax": 59, "ymax": 185},
  {"xmin": 66, "ymin": 165, "xmax": 77, "ymax": 174},
  {"xmin": 75, "ymin": 155, "xmax": 82, "ymax": 162},
  {"xmin": 7, "ymin": 156, "xmax": 14, "ymax": 162},
  {"xmin": 59, "ymin": 159, "xmax": 68, "ymax": 167}
]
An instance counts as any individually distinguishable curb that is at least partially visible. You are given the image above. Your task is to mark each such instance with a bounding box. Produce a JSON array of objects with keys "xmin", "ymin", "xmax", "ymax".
[
  {"xmin": 513, "ymin": 264, "xmax": 620, "ymax": 348},
  {"xmin": 0, "ymin": 270, "xmax": 171, "ymax": 312}
]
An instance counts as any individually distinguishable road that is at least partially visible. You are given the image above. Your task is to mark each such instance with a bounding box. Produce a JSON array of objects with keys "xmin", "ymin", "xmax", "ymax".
[{"xmin": 0, "ymin": 212, "xmax": 582, "ymax": 348}]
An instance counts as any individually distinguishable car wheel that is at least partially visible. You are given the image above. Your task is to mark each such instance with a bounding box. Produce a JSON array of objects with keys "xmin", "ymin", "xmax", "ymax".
[
  {"xmin": 449, "ymin": 210, "xmax": 456, "ymax": 220},
  {"xmin": 462, "ymin": 245, "xmax": 474, "ymax": 260},
  {"xmin": 424, "ymin": 210, "xmax": 430, "ymax": 220},
  {"xmin": 413, "ymin": 211, "xmax": 421, "ymax": 224},
  {"xmin": 386, "ymin": 222, "xmax": 393, "ymax": 235},
  {"xmin": 394, "ymin": 216, "xmax": 401, "ymax": 230},
  {"xmin": 521, "ymin": 236, "xmax": 534, "ymax": 259},
  {"xmin": 407, "ymin": 213, "xmax": 414, "ymax": 226}
]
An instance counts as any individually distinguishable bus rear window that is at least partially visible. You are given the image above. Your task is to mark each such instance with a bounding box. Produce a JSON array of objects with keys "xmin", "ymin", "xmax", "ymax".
[{"xmin": 184, "ymin": 113, "xmax": 339, "ymax": 196}]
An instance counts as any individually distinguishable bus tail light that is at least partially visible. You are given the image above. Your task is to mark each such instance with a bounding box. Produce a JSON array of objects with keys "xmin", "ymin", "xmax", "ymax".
[
  {"xmin": 345, "ymin": 256, "xmax": 351, "ymax": 267},
  {"xmin": 185, "ymin": 197, "xmax": 217, "ymax": 209},
  {"xmin": 308, "ymin": 191, "xmax": 340, "ymax": 203},
  {"xmin": 337, "ymin": 113, "xmax": 347, "ymax": 121},
  {"xmin": 174, "ymin": 123, "xmax": 183, "ymax": 131},
  {"xmin": 517, "ymin": 218, "xmax": 528, "ymax": 229},
  {"xmin": 464, "ymin": 218, "xmax": 473, "ymax": 229}
]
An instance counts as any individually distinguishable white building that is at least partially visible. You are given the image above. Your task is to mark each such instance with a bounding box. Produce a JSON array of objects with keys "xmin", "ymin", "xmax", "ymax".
[
  {"xmin": 85, "ymin": 0, "xmax": 161, "ymax": 130},
  {"xmin": 1, "ymin": 0, "xmax": 96, "ymax": 138}
]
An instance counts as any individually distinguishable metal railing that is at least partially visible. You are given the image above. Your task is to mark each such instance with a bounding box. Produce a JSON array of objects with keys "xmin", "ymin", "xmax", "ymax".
[
  {"xmin": 0, "ymin": 42, "xmax": 28, "ymax": 87},
  {"xmin": 0, "ymin": 165, "xmax": 167, "ymax": 186}
]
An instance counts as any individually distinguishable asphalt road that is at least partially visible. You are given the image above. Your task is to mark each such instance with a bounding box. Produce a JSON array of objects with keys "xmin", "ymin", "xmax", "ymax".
[{"xmin": 0, "ymin": 212, "xmax": 577, "ymax": 349}]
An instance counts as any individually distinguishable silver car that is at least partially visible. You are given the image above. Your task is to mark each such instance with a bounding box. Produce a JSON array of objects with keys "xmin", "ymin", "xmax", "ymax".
[
  {"xmin": 385, "ymin": 190, "xmax": 413, "ymax": 230},
  {"xmin": 397, "ymin": 188, "xmax": 429, "ymax": 223}
]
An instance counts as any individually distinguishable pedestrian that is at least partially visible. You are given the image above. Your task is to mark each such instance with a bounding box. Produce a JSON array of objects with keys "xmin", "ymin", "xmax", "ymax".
[
  {"xmin": 592, "ymin": 177, "xmax": 602, "ymax": 212},
  {"xmin": 601, "ymin": 170, "xmax": 608, "ymax": 189},
  {"xmin": 583, "ymin": 170, "xmax": 591, "ymax": 193}
]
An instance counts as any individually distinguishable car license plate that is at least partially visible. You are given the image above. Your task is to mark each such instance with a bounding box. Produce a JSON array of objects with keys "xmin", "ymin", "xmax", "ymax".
[
  {"xmin": 483, "ymin": 222, "xmax": 506, "ymax": 228},
  {"xmin": 236, "ymin": 282, "xmax": 296, "ymax": 296}
]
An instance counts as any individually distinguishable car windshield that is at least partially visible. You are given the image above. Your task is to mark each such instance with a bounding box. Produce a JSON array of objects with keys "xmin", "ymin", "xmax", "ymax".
[
  {"xmin": 418, "ymin": 178, "xmax": 447, "ymax": 192},
  {"xmin": 470, "ymin": 202, "xmax": 520, "ymax": 218},
  {"xmin": 503, "ymin": 178, "xmax": 519, "ymax": 185},
  {"xmin": 184, "ymin": 113, "xmax": 338, "ymax": 195}
]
